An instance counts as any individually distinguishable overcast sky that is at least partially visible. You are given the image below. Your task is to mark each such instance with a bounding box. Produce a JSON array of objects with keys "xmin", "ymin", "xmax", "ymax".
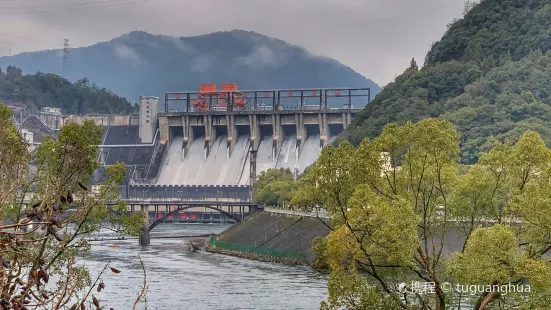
[{"xmin": 0, "ymin": 0, "xmax": 465, "ymax": 86}]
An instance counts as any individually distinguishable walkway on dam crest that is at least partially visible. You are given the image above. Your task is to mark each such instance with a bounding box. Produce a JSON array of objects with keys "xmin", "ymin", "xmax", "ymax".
[{"xmin": 262, "ymin": 207, "xmax": 330, "ymax": 220}]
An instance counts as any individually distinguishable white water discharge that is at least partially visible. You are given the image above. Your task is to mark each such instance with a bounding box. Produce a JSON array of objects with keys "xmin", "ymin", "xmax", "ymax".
[{"xmin": 157, "ymin": 134, "xmax": 324, "ymax": 185}]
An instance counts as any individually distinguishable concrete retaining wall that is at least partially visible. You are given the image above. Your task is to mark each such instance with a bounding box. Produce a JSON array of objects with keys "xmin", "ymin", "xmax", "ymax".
[{"xmin": 208, "ymin": 211, "xmax": 331, "ymax": 264}]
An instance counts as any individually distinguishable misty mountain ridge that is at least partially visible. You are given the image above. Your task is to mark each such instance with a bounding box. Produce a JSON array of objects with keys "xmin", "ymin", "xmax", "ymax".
[{"xmin": 0, "ymin": 30, "xmax": 379, "ymax": 109}]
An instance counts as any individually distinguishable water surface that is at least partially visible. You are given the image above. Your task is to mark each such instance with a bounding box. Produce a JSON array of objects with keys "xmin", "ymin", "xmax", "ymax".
[{"xmin": 81, "ymin": 223, "xmax": 327, "ymax": 309}]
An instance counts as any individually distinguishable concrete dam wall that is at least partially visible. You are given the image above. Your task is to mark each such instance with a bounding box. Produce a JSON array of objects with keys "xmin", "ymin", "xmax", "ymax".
[
  {"xmin": 156, "ymin": 110, "xmax": 355, "ymax": 185},
  {"xmin": 157, "ymin": 133, "xmax": 326, "ymax": 185}
]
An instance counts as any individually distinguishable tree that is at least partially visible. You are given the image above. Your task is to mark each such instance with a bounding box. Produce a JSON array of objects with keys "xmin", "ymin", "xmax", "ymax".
[
  {"xmin": 295, "ymin": 118, "xmax": 551, "ymax": 309},
  {"xmin": 256, "ymin": 168, "xmax": 298, "ymax": 207},
  {"xmin": 0, "ymin": 67, "xmax": 137, "ymax": 115},
  {"xmin": 0, "ymin": 102, "xmax": 143, "ymax": 309},
  {"xmin": 410, "ymin": 58, "xmax": 418, "ymax": 71},
  {"xmin": 343, "ymin": 1, "xmax": 551, "ymax": 164},
  {"xmin": 464, "ymin": 41, "xmax": 483, "ymax": 63},
  {"xmin": 463, "ymin": 0, "xmax": 480, "ymax": 16},
  {"xmin": 499, "ymin": 50, "xmax": 512, "ymax": 66}
]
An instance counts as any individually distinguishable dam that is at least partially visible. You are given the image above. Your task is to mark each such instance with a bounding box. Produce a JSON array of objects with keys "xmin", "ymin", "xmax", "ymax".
[
  {"xmin": 28, "ymin": 86, "xmax": 370, "ymax": 187},
  {"xmin": 155, "ymin": 87, "xmax": 368, "ymax": 185}
]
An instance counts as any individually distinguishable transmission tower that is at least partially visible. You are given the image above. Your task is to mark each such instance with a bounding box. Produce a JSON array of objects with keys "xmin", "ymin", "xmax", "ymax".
[{"xmin": 62, "ymin": 39, "xmax": 70, "ymax": 77}]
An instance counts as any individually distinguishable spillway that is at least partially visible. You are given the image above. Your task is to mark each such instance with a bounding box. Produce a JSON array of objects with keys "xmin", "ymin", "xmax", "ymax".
[{"xmin": 157, "ymin": 133, "xmax": 326, "ymax": 185}]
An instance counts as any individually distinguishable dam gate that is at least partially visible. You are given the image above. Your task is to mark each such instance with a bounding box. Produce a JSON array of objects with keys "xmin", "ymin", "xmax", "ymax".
[{"xmin": 156, "ymin": 87, "xmax": 370, "ymax": 186}]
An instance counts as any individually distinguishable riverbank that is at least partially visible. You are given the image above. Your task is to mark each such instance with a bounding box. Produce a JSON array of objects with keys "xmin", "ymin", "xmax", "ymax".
[
  {"xmin": 205, "ymin": 244, "xmax": 304, "ymax": 265},
  {"xmin": 206, "ymin": 210, "xmax": 331, "ymax": 265}
]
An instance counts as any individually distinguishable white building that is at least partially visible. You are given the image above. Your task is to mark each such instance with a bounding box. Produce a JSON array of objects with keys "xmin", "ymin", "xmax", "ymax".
[
  {"xmin": 21, "ymin": 129, "xmax": 35, "ymax": 152},
  {"xmin": 39, "ymin": 107, "xmax": 62, "ymax": 130},
  {"xmin": 138, "ymin": 96, "xmax": 159, "ymax": 144}
]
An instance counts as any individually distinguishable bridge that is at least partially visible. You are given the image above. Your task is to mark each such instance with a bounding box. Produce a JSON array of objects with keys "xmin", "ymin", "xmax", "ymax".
[
  {"xmin": 18, "ymin": 182, "xmax": 258, "ymax": 246},
  {"xmin": 116, "ymin": 184, "xmax": 260, "ymax": 245}
]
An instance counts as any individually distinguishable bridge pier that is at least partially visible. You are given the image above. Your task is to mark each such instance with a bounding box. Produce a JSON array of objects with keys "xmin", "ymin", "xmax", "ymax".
[
  {"xmin": 320, "ymin": 112, "xmax": 330, "ymax": 147},
  {"xmin": 205, "ymin": 115, "xmax": 215, "ymax": 157},
  {"xmin": 249, "ymin": 115, "xmax": 260, "ymax": 151},
  {"xmin": 296, "ymin": 113, "xmax": 305, "ymax": 156},
  {"xmin": 273, "ymin": 114, "xmax": 284, "ymax": 156},
  {"xmin": 139, "ymin": 205, "xmax": 150, "ymax": 246},
  {"xmin": 182, "ymin": 115, "xmax": 193, "ymax": 157},
  {"xmin": 227, "ymin": 115, "xmax": 237, "ymax": 156}
]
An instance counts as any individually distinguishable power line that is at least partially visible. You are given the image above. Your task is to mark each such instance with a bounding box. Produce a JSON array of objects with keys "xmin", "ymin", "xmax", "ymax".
[{"xmin": 0, "ymin": 0, "xmax": 153, "ymax": 16}]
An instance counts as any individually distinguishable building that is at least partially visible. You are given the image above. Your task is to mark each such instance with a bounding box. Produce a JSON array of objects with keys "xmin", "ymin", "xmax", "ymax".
[
  {"xmin": 138, "ymin": 96, "xmax": 159, "ymax": 144},
  {"xmin": 20, "ymin": 128, "xmax": 35, "ymax": 152},
  {"xmin": 39, "ymin": 107, "xmax": 62, "ymax": 130}
]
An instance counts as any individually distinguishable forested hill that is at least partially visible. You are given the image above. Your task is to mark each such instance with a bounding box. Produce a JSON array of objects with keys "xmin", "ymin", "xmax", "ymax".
[
  {"xmin": 0, "ymin": 66, "xmax": 136, "ymax": 114},
  {"xmin": 0, "ymin": 30, "xmax": 380, "ymax": 106},
  {"xmin": 339, "ymin": 0, "xmax": 551, "ymax": 163}
]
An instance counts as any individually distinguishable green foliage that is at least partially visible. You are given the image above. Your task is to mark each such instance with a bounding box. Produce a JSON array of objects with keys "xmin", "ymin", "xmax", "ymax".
[
  {"xmin": 0, "ymin": 104, "xmax": 29, "ymax": 212},
  {"xmin": 311, "ymin": 237, "xmax": 329, "ymax": 270},
  {"xmin": 442, "ymin": 52, "xmax": 551, "ymax": 162},
  {"xmin": 340, "ymin": 1, "xmax": 551, "ymax": 164},
  {"xmin": 321, "ymin": 266, "xmax": 405, "ymax": 310},
  {"xmin": 0, "ymin": 101, "xmax": 142, "ymax": 309},
  {"xmin": 0, "ymin": 66, "xmax": 136, "ymax": 114},
  {"xmin": 337, "ymin": 61, "xmax": 481, "ymax": 149},
  {"xmin": 256, "ymin": 168, "xmax": 299, "ymax": 206},
  {"xmin": 427, "ymin": 0, "xmax": 551, "ymax": 64},
  {"xmin": 299, "ymin": 119, "xmax": 551, "ymax": 309},
  {"xmin": 34, "ymin": 119, "xmax": 102, "ymax": 193}
]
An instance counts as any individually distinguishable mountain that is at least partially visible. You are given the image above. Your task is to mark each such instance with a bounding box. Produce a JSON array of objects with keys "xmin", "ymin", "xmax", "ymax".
[
  {"xmin": 0, "ymin": 30, "xmax": 380, "ymax": 108},
  {"xmin": 338, "ymin": 0, "xmax": 551, "ymax": 163}
]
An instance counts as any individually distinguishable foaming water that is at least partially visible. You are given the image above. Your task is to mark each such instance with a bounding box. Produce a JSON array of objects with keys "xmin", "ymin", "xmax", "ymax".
[
  {"xmin": 276, "ymin": 135, "xmax": 299, "ymax": 172},
  {"xmin": 202, "ymin": 136, "xmax": 230, "ymax": 185},
  {"xmin": 157, "ymin": 137, "xmax": 184, "ymax": 185},
  {"xmin": 295, "ymin": 134, "xmax": 322, "ymax": 172},
  {"xmin": 256, "ymin": 136, "xmax": 276, "ymax": 173},
  {"xmin": 272, "ymin": 135, "xmax": 321, "ymax": 174},
  {"xmin": 158, "ymin": 134, "xmax": 325, "ymax": 185},
  {"xmin": 225, "ymin": 136, "xmax": 251, "ymax": 185}
]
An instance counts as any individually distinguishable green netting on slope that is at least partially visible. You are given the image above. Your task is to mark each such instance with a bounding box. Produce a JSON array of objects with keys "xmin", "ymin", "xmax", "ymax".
[{"xmin": 209, "ymin": 236, "xmax": 305, "ymax": 259}]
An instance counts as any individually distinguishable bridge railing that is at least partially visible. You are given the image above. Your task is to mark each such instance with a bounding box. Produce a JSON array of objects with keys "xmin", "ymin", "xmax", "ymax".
[
  {"xmin": 164, "ymin": 87, "xmax": 371, "ymax": 113},
  {"xmin": 122, "ymin": 197, "xmax": 248, "ymax": 203},
  {"xmin": 119, "ymin": 184, "xmax": 250, "ymax": 203}
]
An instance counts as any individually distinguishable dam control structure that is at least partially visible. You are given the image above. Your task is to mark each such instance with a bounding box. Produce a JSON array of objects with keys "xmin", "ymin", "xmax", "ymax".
[
  {"xmin": 156, "ymin": 85, "xmax": 370, "ymax": 185},
  {"xmin": 23, "ymin": 84, "xmax": 370, "ymax": 242}
]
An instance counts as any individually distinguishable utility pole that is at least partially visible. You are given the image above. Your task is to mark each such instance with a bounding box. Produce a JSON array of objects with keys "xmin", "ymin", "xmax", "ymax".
[
  {"xmin": 62, "ymin": 39, "xmax": 70, "ymax": 77},
  {"xmin": 8, "ymin": 49, "xmax": 11, "ymax": 56}
]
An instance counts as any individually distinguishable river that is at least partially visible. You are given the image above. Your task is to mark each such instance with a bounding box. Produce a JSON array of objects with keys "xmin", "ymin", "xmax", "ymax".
[{"xmin": 80, "ymin": 223, "xmax": 327, "ymax": 310}]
